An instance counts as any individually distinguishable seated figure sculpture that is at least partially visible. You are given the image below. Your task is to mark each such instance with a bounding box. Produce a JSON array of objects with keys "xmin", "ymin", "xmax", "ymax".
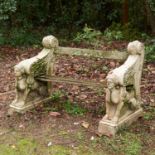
[
  {"xmin": 9, "ymin": 35, "xmax": 58, "ymax": 113},
  {"xmin": 98, "ymin": 40, "xmax": 144, "ymax": 136}
]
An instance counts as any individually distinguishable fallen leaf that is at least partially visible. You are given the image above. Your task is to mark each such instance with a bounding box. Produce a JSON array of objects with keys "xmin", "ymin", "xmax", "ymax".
[
  {"xmin": 90, "ymin": 136, "xmax": 95, "ymax": 141},
  {"xmin": 11, "ymin": 145, "xmax": 16, "ymax": 149},
  {"xmin": 47, "ymin": 141, "xmax": 52, "ymax": 147},
  {"xmin": 150, "ymin": 99, "xmax": 155, "ymax": 107},
  {"xmin": 79, "ymin": 94, "xmax": 87, "ymax": 100},
  {"xmin": 73, "ymin": 122, "xmax": 80, "ymax": 125},
  {"xmin": 81, "ymin": 121, "xmax": 89, "ymax": 129},
  {"xmin": 49, "ymin": 112, "xmax": 61, "ymax": 117},
  {"xmin": 72, "ymin": 85, "xmax": 79, "ymax": 91},
  {"xmin": 19, "ymin": 124, "xmax": 25, "ymax": 129},
  {"xmin": 109, "ymin": 61, "xmax": 116, "ymax": 68}
]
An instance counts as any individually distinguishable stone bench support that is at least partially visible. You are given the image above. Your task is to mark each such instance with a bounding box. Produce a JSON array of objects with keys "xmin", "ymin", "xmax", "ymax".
[
  {"xmin": 98, "ymin": 41, "xmax": 144, "ymax": 136},
  {"xmin": 10, "ymin": 36, "xmax": 58, "ymax": 113}
]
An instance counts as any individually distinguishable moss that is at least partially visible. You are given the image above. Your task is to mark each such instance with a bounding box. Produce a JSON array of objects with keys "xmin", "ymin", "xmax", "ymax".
[
  {"xmin": 47, "ymin": 145, "xmax": 72, "ymax": 155},
  {"xmin": 0, "ymin": 138, "xmax": 37, "ymax": 155},
  {"xmin": 31, "ymin": 57, "xmax": 47, "ymax": 78}
]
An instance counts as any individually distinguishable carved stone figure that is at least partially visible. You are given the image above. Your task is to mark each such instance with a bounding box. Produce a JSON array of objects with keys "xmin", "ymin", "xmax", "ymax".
[
  {"xmin": 98, "ymin": 41, "xmax": 144, "ymax": 136},
  {"xmin": 9, "ymin": 35, "xmax": 58, "ymax": 113}
]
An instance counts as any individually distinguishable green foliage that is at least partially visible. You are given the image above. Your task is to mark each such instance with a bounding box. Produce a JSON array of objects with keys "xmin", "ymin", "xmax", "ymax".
[
  {"xmin": 0, "ymin": 33, "xmax": 5, "ymax": 45},
  {"xmin": 0, "ymin": 28, "xmax": 42, "ymax": 46},
  {"xmin": 0, "ymin": 138, "xmax": 37, "ymax": 155},
  {"xmin": 16, "ymin": 139, "xmax": 37, "ymax": 155},
  {"xmin": 0, "ymin": 0, "xmax": 17, "ymax": 20},
  {"xmin": 148, "ymin": 0, "xmax": 155, "ymax": 13},
  {"xmin": 31, "ymin": 58, "xmax": 47, "ymax": 78},
  {"xmin": 143, "ymin": 106, "xmax": 155, "ymax": 120},
  {"xmin": 104, "ymin": 23, "xmax": 150, "ymax": 41},
  {"xmin": 122, "ymin": 133, "xmax": 142, "ymax": 155},
  {"xmin": 47, "ymin": 145, "xmax": 71, "ymax": 155},
  {"xmin": 104, "ymin": 28, "xmax": 124, "ymax": 41},
  {"xmin": 101, "ymin": 132, "xmax": 142, "ymax": 155},
  {"xmin": 0, "ymin": 0, "xmax": 154, "ymax": 46},
  {"xmin": 63, "ymin": 100, "xmax": 86, "ymax": 116},
  {"xmin": 73, "ymin": 25, "xmax": 102, "ymax": 44},
  {"xmin": 143, "ymin": 112, "xmax": 154, "ymax": 120},
  {"xmin": 50, "ymin": 92, "xmax": 86, "ymax": 115},
  {"xmin": 9, "ymin": 29, "xmax": 41, "ymax": 46},
  {"xmin": 50, "ymin": 91, "xmax": 63, "ymax": 102},
  {"xmin": 145, "ymin": 42, "xmax": 155, "ymax": 62}
]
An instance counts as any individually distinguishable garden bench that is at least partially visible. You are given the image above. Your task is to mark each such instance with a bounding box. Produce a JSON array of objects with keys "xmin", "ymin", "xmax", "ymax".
[{"xmin": 9, "ymin": 35, "xmax": 144, "ymax": 136}]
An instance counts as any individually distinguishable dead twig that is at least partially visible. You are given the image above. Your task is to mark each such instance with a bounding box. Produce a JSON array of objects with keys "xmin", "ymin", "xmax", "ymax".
[{"xmin": 0, "ymin": 90, "xmax": 15, "ymax": 96}]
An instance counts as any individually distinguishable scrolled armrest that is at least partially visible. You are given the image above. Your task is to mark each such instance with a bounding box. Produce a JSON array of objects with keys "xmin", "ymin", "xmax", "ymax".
[
  {"xmin": 103, "ymin": 40, "xmax": 144, "ymax": 123},
  {"xmin": 10, "ymin": 35, "xmax": 58, "ymax": 111}
]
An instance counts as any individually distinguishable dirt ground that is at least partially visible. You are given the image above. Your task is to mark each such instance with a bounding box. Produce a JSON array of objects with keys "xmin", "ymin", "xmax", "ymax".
[{"xmin": 0, "ymin": 45, "xmax": 155, "ymax": 155}]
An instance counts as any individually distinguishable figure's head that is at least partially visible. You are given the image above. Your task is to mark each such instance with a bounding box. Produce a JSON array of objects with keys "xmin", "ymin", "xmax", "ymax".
[
  {"xmin": 127, "ymin": 40, "xmax": 144, "ymax": 55},
  {"xmin": 14, "ymin": 65, "xmax": 24, "ymax": 77},
  {"xmin": 42, "ymin": 35, "xmax": 59, "ymax": 49}
]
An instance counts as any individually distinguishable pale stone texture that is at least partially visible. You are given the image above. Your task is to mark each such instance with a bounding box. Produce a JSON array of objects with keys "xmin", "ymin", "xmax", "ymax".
[
  {"xmin": 9, "ymin": 35, "xmax": 58, "ymax": 113},
  {"xmin": 98, "ymin": 41, "xmax": 144, "ymax": 137}
]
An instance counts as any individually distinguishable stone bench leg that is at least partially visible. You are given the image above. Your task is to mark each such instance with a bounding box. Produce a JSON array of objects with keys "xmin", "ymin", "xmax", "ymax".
[
  {"xmin": 9, "ymin": 35, "xmax": 58, "ymax": 114},
  {"xmin": 98, "ymin": 41, "xmax": 144, "ymax": 137}
]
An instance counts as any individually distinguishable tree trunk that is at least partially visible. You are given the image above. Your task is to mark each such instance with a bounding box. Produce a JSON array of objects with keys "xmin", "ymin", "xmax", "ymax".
[{"xmin": 122, "ymin": 0, "xmax": 129, "ymax": 25}]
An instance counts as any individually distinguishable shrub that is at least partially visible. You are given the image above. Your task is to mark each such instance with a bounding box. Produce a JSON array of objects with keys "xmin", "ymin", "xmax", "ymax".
[
  {"xmin": 104, "ymin": 28, "xmax": 124, "ymax": 41},
  {"xmin": 63, "ymin": 100, "xmax": 86, "ymax": 116},
  {"xmin": 73, "ymin": 25, "xmax": 102, "ymax": 44},
  {"xmin": 145, "ymin": 42, "xmax": 155, "ymax": 62},
  {"xmin": 0, "ymin": 0, "xmax": 17, "ymax": 20},
  {"xmin": 104, "ymin": 23, "xmax": 150, "ymax": 41}
]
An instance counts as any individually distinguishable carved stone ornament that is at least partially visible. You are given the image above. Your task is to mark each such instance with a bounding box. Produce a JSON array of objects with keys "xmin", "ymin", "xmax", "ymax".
[
  {"xmin": 98, "ymin": 41, "xmax": 144, "ymax": 137},
  {"xmin": 9, "ymin": 35, "xmax": 58, "ymax": 114}
]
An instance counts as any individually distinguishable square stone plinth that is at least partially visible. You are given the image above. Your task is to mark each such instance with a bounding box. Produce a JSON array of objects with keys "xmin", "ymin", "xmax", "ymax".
[
  {"xmin": 9, "ymin": 97, "xmax": 51, "ymax": 114},
  {"xmin": 98, "ymin": 108, "xmax": 143, "ymax": 137}
]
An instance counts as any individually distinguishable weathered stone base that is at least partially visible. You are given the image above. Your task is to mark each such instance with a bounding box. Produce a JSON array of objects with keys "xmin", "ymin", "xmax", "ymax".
[
  {"xmin": 9, "ymin": 97, "xmax": 51, "ymax": 114},
  {"xmin": 98, "ymin": 108, "xmax": 143, "ymax": 137}
]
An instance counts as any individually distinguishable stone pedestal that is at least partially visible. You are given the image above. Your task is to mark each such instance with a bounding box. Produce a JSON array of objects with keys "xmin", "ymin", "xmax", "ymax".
[
  {"xmin": 9, "ymin": 35, "xmax": 57, "ymax": 114},
  {"xmin": 98, "ymin": 108, "xmax": 143, "ymax": 137},
  {"xmin": 9, "ymin": 100, "xmax": 40, "ymax": 114},
  {"xmin": 98, "ymin": 41, "xmax": 144, "ymax": 137},
  {"xmin": 9, "ymin": 97, "xmax": 51, "ymax": 114}
]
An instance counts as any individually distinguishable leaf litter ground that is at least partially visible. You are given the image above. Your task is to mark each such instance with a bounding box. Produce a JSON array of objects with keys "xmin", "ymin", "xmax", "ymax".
[{"xmin": 0, "ymin": 45, "xmax": 154, "ymax": 155}]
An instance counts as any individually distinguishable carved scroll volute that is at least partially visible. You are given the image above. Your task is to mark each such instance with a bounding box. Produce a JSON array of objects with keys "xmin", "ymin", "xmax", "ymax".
[{"xmin": 42, "ymin": 35, "xmax": 59, "ymax": 94}]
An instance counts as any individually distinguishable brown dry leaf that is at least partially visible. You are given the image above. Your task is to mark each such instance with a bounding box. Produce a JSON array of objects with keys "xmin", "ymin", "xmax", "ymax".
[
  {"xmin": 100, "ymin": 73, "xmax": 106, "ymax": 79},
  {"xmin": 81, "ymin": 121, "xmax": 89, "ymax": 129},
  {"xmin": 72, "ymin": 85, "xmax": 79, "ymax": 91},
  {"xmin": 49, "ymin": 112, "xmax": 61, "ymax": 117},
  {"xmin": 150, "ymin": 98, "xmax": 155, "ymax": 107},
  {"xmin": 152, "ymin": 71, "xmax": 155, "ymax": 74},
  {"xmin": 11, "ymin": 145, "xmax": 16, "ymax": 149},
  {"xmin": 19, "ymin": 124, "xmax": 25, "ymax": 129},
  {"xmin": 0, "ymin": 111, "xmax": 4, "ymax": 118},
  {"xmin": 109, "ymin": 61, "xmax": 116, "ymax": 68},
  {"xmin": 79, "ymin": 94, "xmax": 87, "ymax": 100}
]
